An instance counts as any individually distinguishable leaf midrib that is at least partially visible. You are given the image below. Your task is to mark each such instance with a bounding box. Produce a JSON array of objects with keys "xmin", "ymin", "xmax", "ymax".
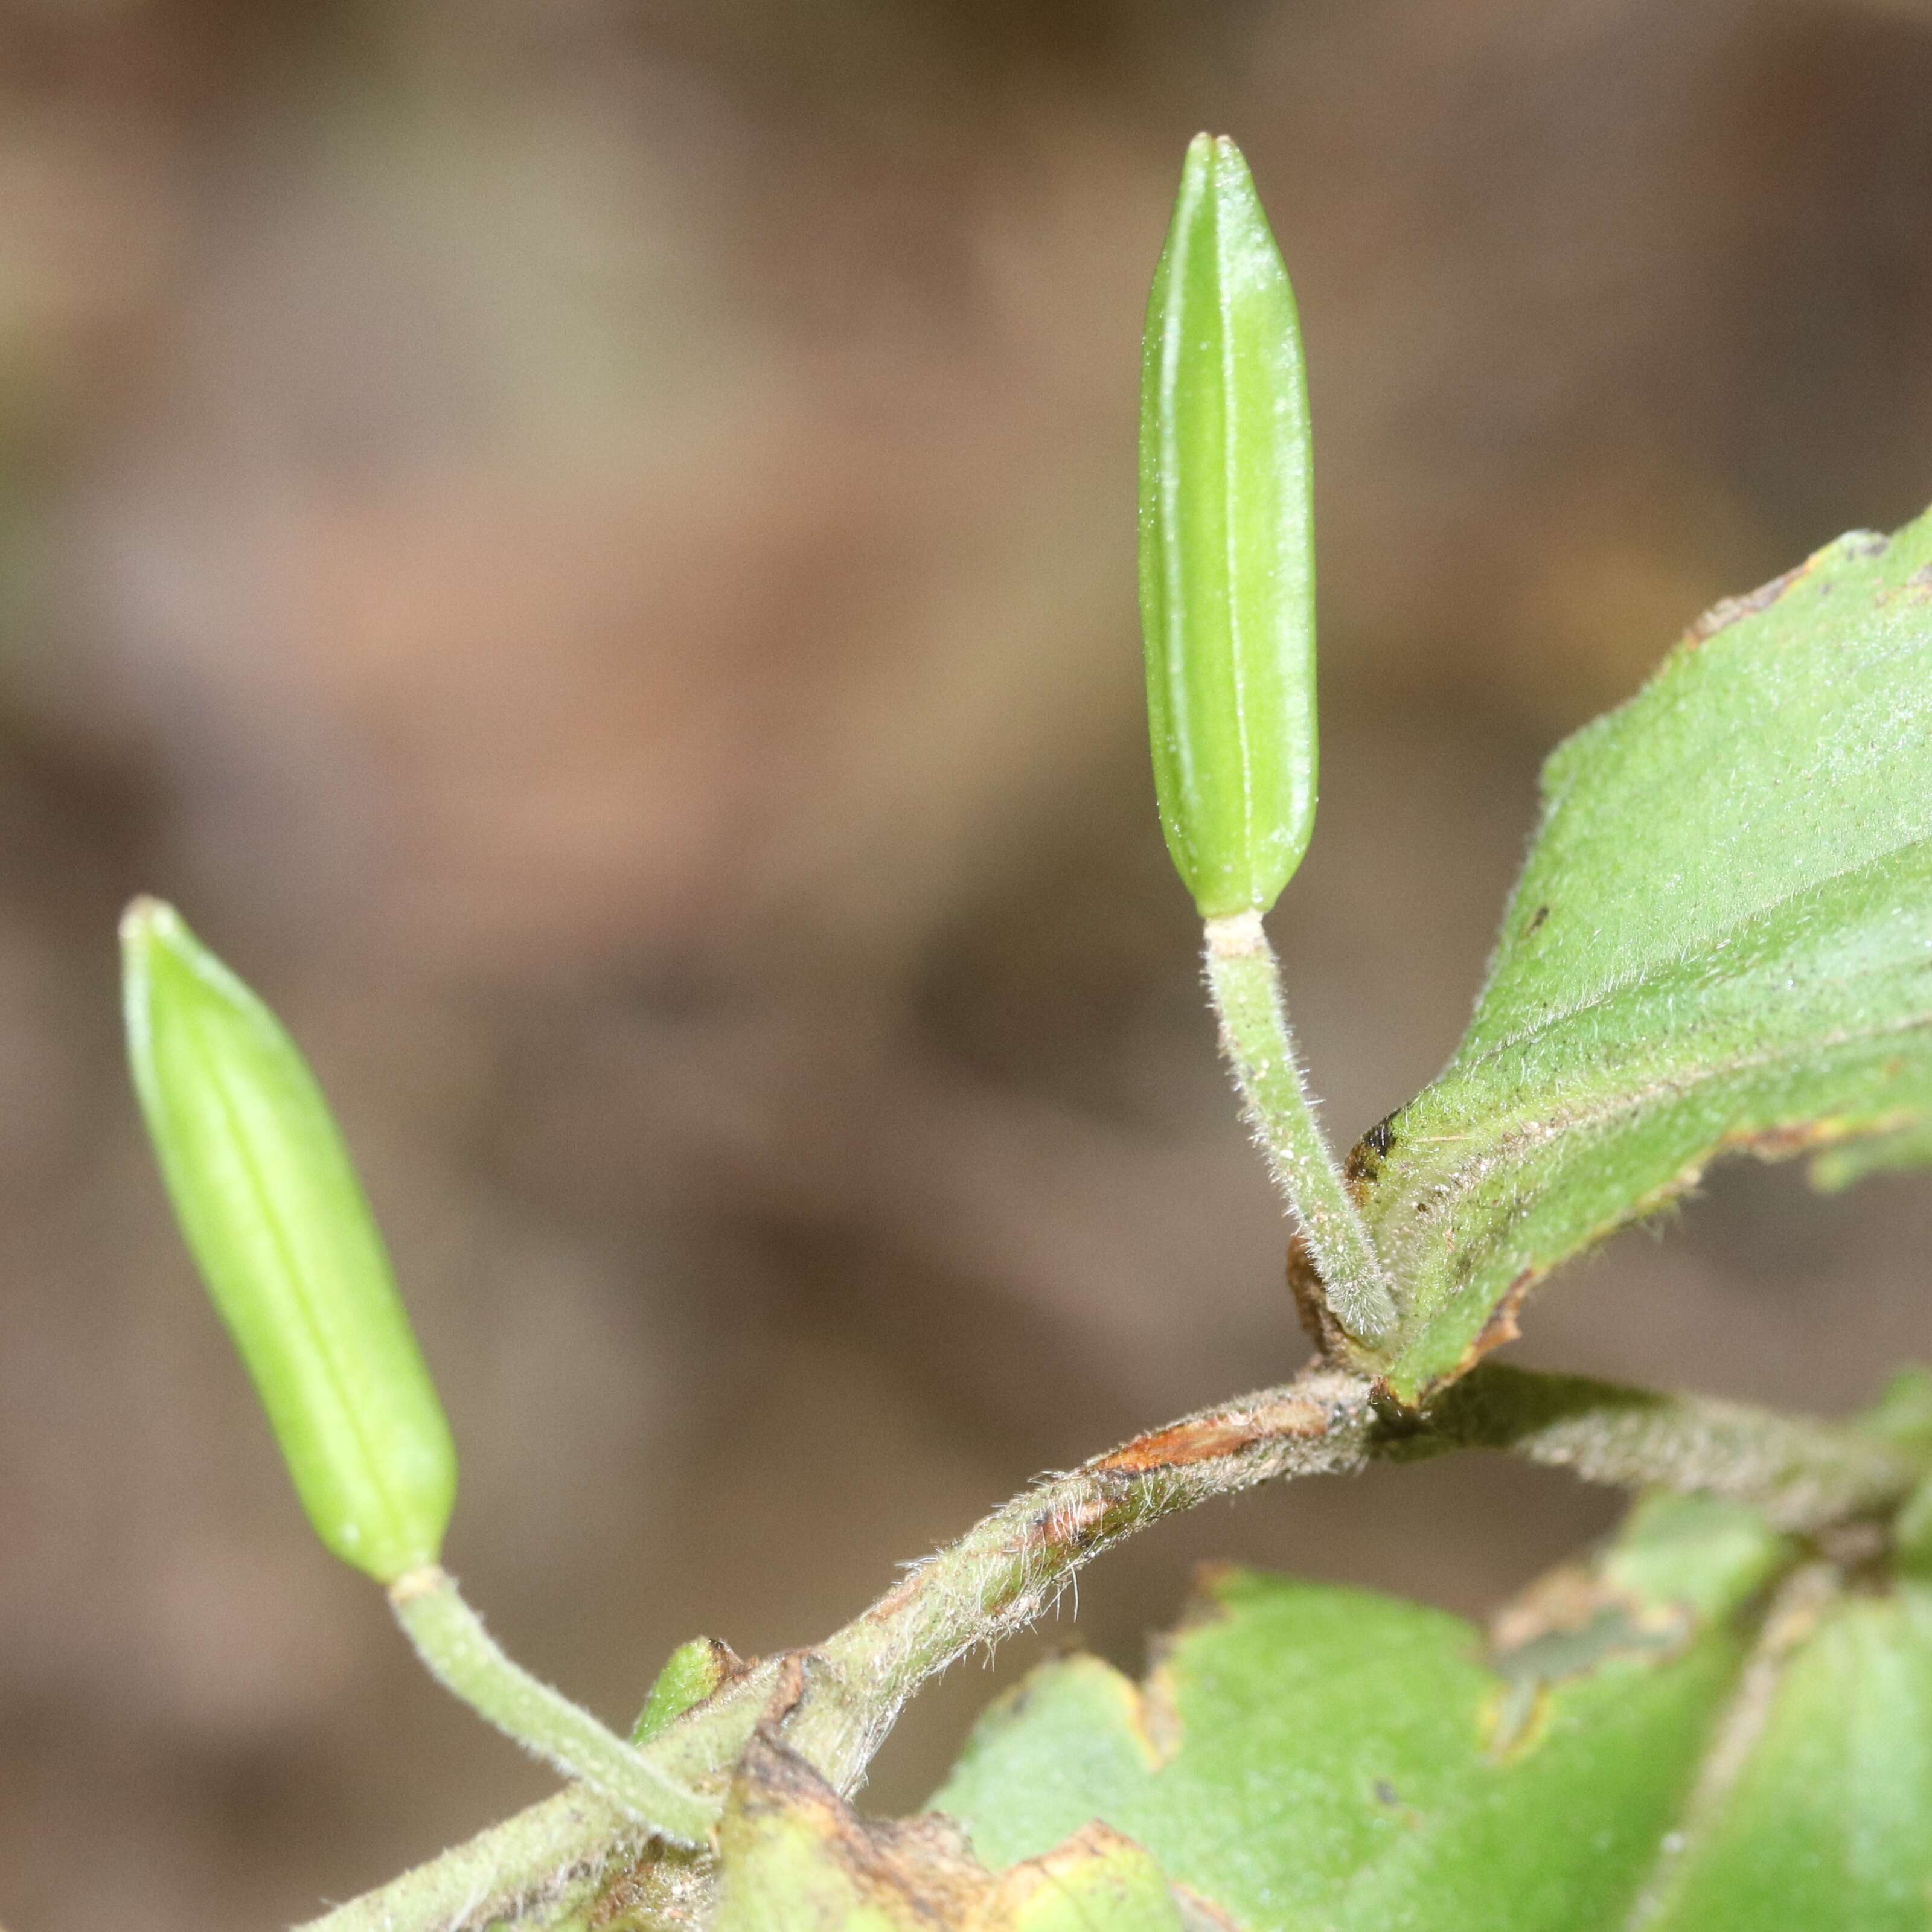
[{"xmin": 1439, "ymin": 834, "xmax": 1932, "ymax": 1083}]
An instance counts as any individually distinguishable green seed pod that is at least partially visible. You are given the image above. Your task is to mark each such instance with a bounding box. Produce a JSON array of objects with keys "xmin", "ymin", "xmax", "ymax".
[
  {"xmin": 1140, "ymin": 134, "xmax": 1316, "ymax": 920},
  {"xmin": 121, "ymin": 898, "xmax": 457, "ymax": 1582}
]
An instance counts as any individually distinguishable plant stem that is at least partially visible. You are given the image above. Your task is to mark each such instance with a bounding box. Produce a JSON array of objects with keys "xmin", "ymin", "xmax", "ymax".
[
  {"xmin": 1389, "ymin": 1364, "xmax": 1924, "ymax": 1532},
  {"xmin": 792, "ymin": 1367, "xmax": 1380, "ymax": 1788},
  {"xmin": 1202, "ymin": 912, "xmax": 1398, "ymax": 1343},
  {"xmin": 307, "ymin": 1369, "xmax": 1381, "ymax": 1932},
  {"xmin": 311, "ymin": 1366, "xmax": 1924, "ymax": 1932},
  {"xmin": 299, "ymin": 1785, "xmax": 639, "ymax": 1932},
  {"xmin": 388, "ymin": 1567, "xmax": 715, "ymax": 1849}
]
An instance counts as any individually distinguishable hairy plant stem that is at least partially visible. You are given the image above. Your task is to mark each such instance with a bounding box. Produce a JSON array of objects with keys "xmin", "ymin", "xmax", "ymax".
[
  {"xmin": 305, "ymin": 1362, "xmax": 1924, "ymax": 1932},
  {"xmin": 389, "ymin": 1567, "xmax": 712, "ymax": 1847},
  {"xmin": 1386, "ymin": 1364, "xmax": 1924, "ymax": 1532},
  {"xmin": 1202, "ymin": 913, "xmax": 1398, "ymax": 1343}
]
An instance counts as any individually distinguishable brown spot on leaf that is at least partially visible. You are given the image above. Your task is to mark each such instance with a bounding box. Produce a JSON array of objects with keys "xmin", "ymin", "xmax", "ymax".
[
  {"xmin": 1484, "ymin": 1564, "xmax": 1689, "ymax": 1759},
  {"xmin": 722, "ymin": 1724, "xmax": 992, "ymax": 1924},
  {"xmin": 1492, "ymin": 1564, "xmax": 1625, "ymax": 1654},
  {"xmin": 719, "ymin": 1733, "xmax": 1204, "ymax": 1931},
  {"xmin": 1719, "ymin": 1112, "xmax": 1913, "ymax": 1165},
  {"xmin": 1393, "ymin": 1267, "xmax": 1540, "ymax": 1410},
  {"xmin": 1683, "ymin": 560, "xmax": 1808, "ymax": 644},
  {"xmin": 1122, "ymin": 1569, "xmax": 1251, "ymax": 1767},
  {"xmin": 1128, "ymin": 1654, "xmax": 1186, "ymax": 1768},
  {"xmin": 1177, "ymin": 1559, "xmax": 1247, "ymax": 1614},
  {"xmin": 1731, "ymin": 1121, "xmax": 1836, "ymax": 1159},
  {"xmin": 1171, "ymin": 1880, "xmax": 1249, "ymax": 1932},
  {"xmin": 1468, "ymin": 1268, "xmax": 1534, "ymax": 1360},
  {"xmin": 1526, "ymin": 904, "xmax": 1549, "ymax": 934},
  {"xmin": 990, "ymin": 1824, "xmax": 1199, "ymax": 1929},
  {"xmin": 1684, "ymin": 530, "xmax": 1888, "ymax": 645}
]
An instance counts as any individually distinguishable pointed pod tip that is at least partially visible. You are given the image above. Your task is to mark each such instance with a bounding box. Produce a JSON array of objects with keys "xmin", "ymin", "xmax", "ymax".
[
  {"xmin": 1188, "ymin": 132, "xmax": 1247, "ymax": 167},
  {"xmin": 120, "ymin": 894, "xmax": 176, "ymax": 949},
  {"xmin": 1209, "ymin": 136, "xmax": 1260, "ymax": 199}
]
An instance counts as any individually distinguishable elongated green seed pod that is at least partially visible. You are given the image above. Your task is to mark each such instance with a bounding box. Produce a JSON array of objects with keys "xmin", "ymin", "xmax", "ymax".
[
  {"xmin": 122, "ymin": 898, "xmax": 457, "ymax": 1582},
  {"xmin": 1140, "ymin": 134, "xmax": 1316, "ymax": 920}
]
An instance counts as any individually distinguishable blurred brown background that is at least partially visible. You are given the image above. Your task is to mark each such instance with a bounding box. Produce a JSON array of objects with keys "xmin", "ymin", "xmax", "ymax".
[{"xmin": 2, "ymin": 0, "xmax": 1931, "ymax": 1924}]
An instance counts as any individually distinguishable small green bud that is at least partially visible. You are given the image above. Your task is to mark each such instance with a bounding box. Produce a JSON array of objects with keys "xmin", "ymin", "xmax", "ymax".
[
  {"xmin": 121, "ymin": 898, "xmax": 457, "ymax": 1583},
  {"xmin": 630, "ymin": 1635, "xmax": 740, "ymax": 1745},
  {"xmin": 1140, "ymin": 133, "xmax": 1316, "ymax": 920}
]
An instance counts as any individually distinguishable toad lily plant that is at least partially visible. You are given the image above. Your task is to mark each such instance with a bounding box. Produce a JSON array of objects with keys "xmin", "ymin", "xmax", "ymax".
[{"xmin": 120, "ymin": 138, "xmax": 1932, "ymax": 1932}]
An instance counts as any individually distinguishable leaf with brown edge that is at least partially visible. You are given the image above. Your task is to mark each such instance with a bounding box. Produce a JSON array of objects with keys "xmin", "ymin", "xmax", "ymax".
[
  {"xmin": 711, "ymin": 1727, "xmax": 988, "ymax": 1932},
  {"xmin": 930, "ymin": 1494, "xmax": 1781, "ymax": 1932},
  {"xmin": 1328, "ymin": 510, "xmax": 1932, "ymax": 1404},
  {"xmin": 1631, "ymin": 1579, "xmax": 1932, "ymax": 1930},
  {"xmin": 709, "ymin": 1721, "xmax": 1193, "ymax": 1932},
  {"xmin": 981, "ymin": 1827, "xmax": 1186, "ymax": 1932}
]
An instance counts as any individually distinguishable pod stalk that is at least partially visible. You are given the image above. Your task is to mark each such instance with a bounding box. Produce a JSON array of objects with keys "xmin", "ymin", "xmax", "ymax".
[
  {"xmin": 1203, "ymin": 913, "xmax": 1397, "ymax": 1344},
  {"xmin": 389, "ymin": 1567, "xmax": 715, "ymax": 1849}
]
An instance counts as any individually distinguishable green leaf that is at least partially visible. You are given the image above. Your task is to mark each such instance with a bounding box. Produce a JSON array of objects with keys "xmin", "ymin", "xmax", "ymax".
[
  {"xmin": 931, "ymin": 1495, "xmax": 1774, "ymax": 1932},
  {"xmin": 1140, "ymin": 134, "xmax": 1316, "ymax": 920},
  {"xmin": 1337, "ymin": 514, "xmax": 1932, "ymax": 1402},
  {"xmin": 1636, "ymin": 1584, "xmax": 1932, "ymax": 1930},
  {"xmin": 710, "ymin": 1733, "xmax": 940, "ymax": 1932},
  {"xmin": 122, "ymin": 898, "xmax": 457, "ymax": 1583},
  {"xmin": 927, "ymin": 1497, "xmax": 1932, "ymax": 1932},
  {"xmin": 709, "ymin": 1729, "xmax": 1188, "ymax": 1932},
  {"xmin": 985, "ymin": 1831, "xmax": 1186, "ymax": 1932}
]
